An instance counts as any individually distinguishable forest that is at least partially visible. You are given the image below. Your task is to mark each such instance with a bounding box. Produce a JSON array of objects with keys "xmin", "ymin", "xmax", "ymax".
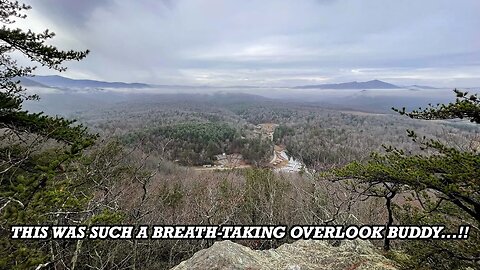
[
  {"xmin": 6, "ymin": 88, "xmax": 476, "ymax": 269},
  {"xmin": 1, "ymin": 1, "xmax": 479, "ymax": 270}
]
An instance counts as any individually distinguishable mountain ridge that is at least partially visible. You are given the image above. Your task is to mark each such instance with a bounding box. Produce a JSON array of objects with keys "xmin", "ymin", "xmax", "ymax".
[
  {"xmin": 24, "ymin": 75, "xmax": 441, "ymax": 90},
  {"xmin": 408, "ymin": 84, "xmax": 438, "ymax": 89},
  {"xmin": 29, "ymin": 75, "xmax": 151, "ymax": 89},
  {"xmin": 18, "ymin": 77, "xmax": 52, "ymax": 88},
  {"xmin": 295, "ymin": 79, "xmax": 401, "ymax": 89}
]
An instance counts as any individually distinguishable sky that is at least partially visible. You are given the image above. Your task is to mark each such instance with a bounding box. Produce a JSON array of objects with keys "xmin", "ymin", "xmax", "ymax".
[{"xmin": 14, "ymin": 0, "xmax": 480, "ymax": 87}]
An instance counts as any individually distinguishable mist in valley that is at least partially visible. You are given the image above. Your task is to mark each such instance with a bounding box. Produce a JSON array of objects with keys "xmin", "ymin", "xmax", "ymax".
[
  {"xmin": 3, "ymin": 0, "xmax": 480, "ymax": 269},
  {"xmin": 24, "ymin": 84, "xmax": 465, "ymax": 117}
]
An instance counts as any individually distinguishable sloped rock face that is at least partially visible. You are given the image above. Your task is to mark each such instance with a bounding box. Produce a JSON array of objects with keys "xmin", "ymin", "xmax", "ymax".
[{"xmin": 171, "ymin": 239, "xmax": 397, "ymax": 270}]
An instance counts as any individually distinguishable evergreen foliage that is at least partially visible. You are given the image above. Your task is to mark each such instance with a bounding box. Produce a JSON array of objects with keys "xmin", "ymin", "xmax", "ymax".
[
  {"xmin": 394, "ymin": 89, "xmax": 480, "ymax": 124},
  {"xmin": 332, "ymin": 90, "xmax": 480, "ymax": 269},
  {"xmin": 124, "ymin": 122, "xmax": 273, "ymax": 166},
  {"xmin": 0, "ymin": 1, "xmax": 94, "ymax": 268}
]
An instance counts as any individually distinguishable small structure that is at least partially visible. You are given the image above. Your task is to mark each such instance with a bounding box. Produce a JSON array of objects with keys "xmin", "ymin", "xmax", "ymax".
[{"xmin": 215, "ymin": 153, "xmax": 227, "ymax": 161}]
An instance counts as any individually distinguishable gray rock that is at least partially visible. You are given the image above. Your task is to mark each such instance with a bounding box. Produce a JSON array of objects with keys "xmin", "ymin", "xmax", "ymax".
[{"xmin": 171, "ymin": 240, "xmax": 397, "ymax": 270}]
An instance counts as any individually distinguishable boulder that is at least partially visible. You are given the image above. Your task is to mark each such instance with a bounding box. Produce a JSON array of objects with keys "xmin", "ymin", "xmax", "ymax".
[{"xmin": 171, "ymin": 239, "xmax": 397, "ymax": 270}]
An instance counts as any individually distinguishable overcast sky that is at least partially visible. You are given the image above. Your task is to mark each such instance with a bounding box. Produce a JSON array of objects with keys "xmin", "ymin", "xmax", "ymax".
[{"xmin": 17, "ymin": 0, "xmax": 480, "ymax": 87}]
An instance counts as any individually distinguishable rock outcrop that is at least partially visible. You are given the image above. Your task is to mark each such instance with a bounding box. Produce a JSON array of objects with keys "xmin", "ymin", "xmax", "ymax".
[{"xmin": 171, "ymin": 239, "xmax": 397, "ymax": 270}]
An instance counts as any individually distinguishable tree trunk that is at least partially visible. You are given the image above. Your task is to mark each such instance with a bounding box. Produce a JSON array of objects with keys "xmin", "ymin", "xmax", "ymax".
[{"xmin": 384, "ymin": 192, "xmax": 395, "ymax": 251}]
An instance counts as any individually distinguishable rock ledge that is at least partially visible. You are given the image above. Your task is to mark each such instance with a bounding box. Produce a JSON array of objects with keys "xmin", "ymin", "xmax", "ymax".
[{"xmin": 171, "ymin": 239, "xmax": 397, "ymax": 270}]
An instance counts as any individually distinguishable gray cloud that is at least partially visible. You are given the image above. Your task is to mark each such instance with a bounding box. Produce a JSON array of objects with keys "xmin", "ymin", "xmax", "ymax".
[{"xmin": 18, "ymin": 0, "xmax": 480, "ymax": 87}]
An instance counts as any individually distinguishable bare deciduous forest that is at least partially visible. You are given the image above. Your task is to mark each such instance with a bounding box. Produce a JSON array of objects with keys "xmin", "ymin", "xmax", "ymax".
[
  {"xmin": 1, "ymin": 1, "xmax": 479, "ymax": 269},
  {"xmin": 54, "ymin": 93, "xmax": 477, "ymax": 269}
]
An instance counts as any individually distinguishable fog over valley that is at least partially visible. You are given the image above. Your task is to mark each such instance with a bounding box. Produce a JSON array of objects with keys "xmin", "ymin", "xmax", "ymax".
[
  {"xmin": 23, "ymin": 76, "xmax": 469, "ymax": 117},
  {"xmin": 2, "ymin": 1, "xmax": 480, "ymax": 269}
]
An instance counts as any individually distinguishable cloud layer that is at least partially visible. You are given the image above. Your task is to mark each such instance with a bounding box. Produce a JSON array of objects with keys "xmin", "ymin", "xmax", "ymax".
[{"xmin": 19, "ymin": 0, "xmax": 480, "ymax": 87}]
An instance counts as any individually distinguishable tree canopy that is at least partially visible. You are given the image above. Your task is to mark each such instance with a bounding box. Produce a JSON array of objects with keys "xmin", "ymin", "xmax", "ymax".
[
  {"xmin": 394, "ymin": 89, "xmax": 480, "ymax": 124},
  {"xmin": 332, "ymin": 89, "xmax": 480, "ymax": 269},
  {"xmin": 0, "ymin": 1, "xmax": 95, "ymax": 268}
]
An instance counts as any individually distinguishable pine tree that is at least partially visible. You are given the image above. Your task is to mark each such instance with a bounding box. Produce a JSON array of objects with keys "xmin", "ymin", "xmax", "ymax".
[
  {"xmin": 332, "ymin": 90, "xmax": 480, "ymax": 269},
  {"xmin": 0, "ymin": 1, "xmax": 95, "ymax": 268}
]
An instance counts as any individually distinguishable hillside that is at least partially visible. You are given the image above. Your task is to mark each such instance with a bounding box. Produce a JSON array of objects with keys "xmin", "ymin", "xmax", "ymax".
[
  {"xmin": 18, "ymin": 77, "xmax": 51, "ymax": 88},
  {"xmin": 29, "ymin": 75, "xmax": 151, "ymax": 88}
]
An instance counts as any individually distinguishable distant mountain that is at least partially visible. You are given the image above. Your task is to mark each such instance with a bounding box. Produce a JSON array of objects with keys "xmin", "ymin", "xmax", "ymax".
[
  {"xmin": 408, "ymin": 85, "xmax": 438, "ymax": 90},
  {"xmin": 29, "ymin": 75, "xmax": 151, "ymax": 89},
  {"xmin": 295, "ymin": 80, "xmax": 401, "ymax": 89},
  {"xmin": 18, "ymin": 77, "xmax": 51, "ymax": 88}
]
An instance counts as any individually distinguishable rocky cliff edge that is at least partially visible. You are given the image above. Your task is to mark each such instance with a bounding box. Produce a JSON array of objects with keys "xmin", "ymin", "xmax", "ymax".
[{"xmin": 171, "ymin": 239, "xmax": 397, "ymax": 270}]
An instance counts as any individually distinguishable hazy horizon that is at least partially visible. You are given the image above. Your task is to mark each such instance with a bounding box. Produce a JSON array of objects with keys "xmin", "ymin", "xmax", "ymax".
[
  {"xmin": 15, "ymin": 0, "xmax": 480, "ymax": 88},
  {"xmin": 25, "ymin": 74, "xmax": 458, "ymax": 88}
]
